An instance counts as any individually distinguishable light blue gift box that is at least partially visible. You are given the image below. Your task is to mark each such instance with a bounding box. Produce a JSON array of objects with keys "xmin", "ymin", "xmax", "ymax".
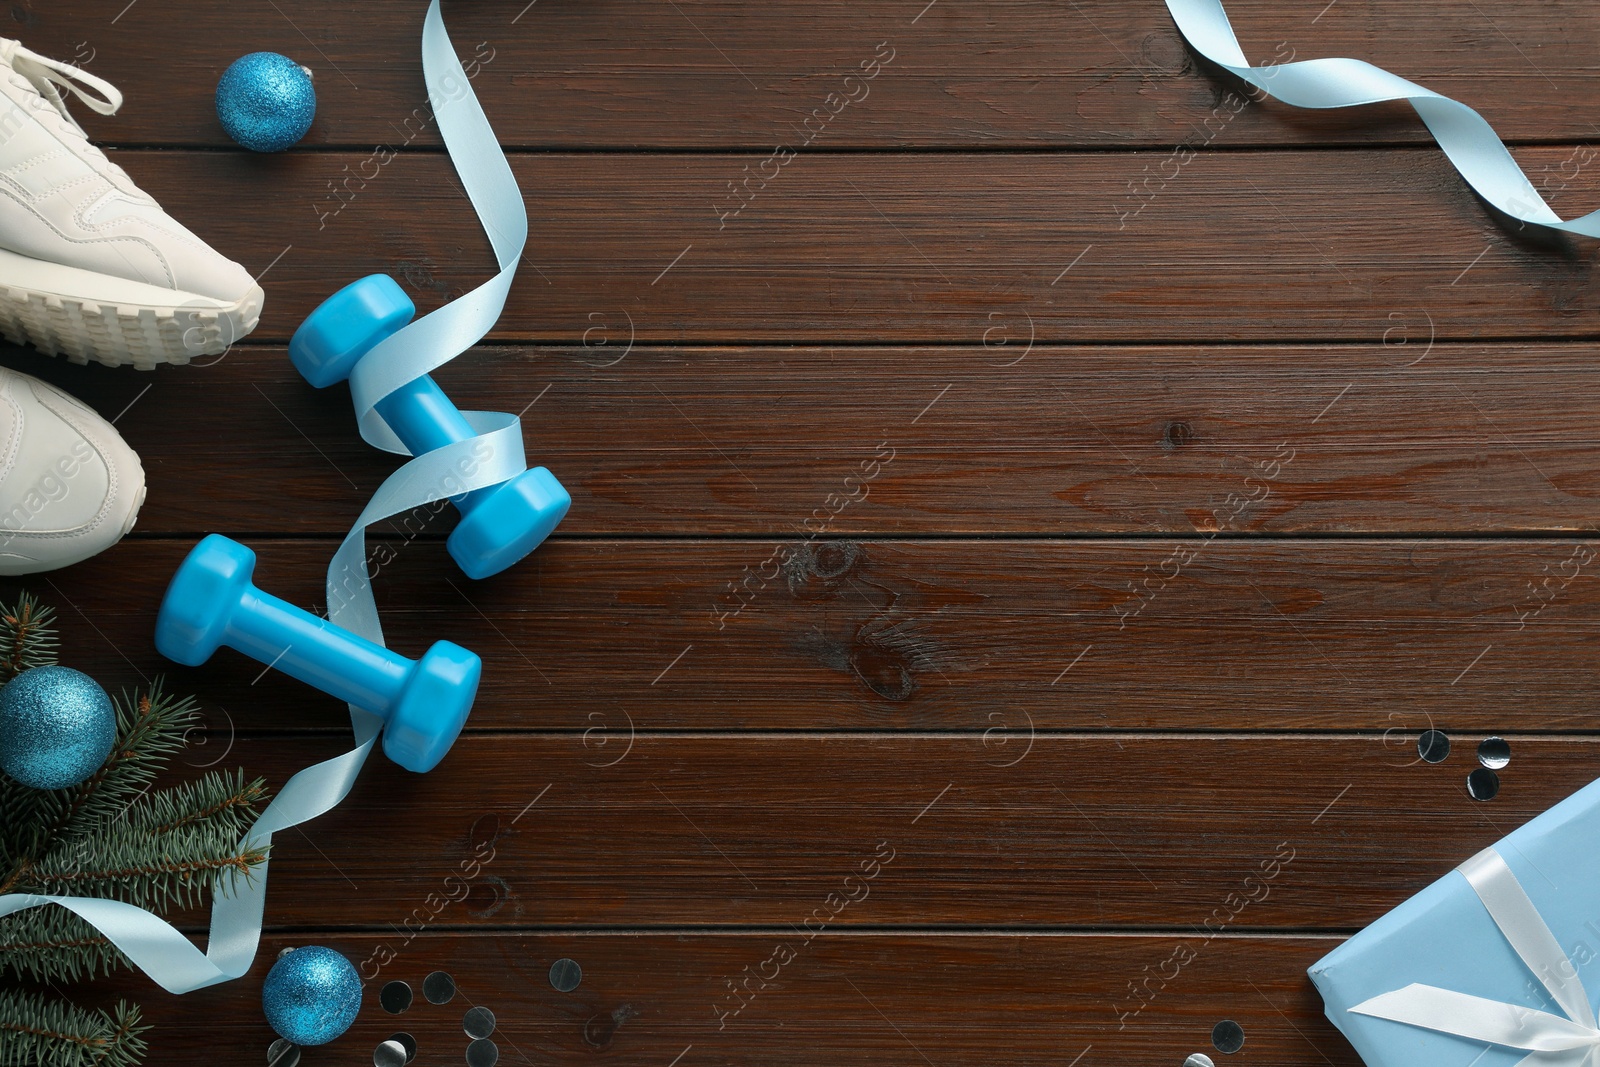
[{"xmin": 1310, "ymin": 776, "xmax": 1600, "ymax": 1067}]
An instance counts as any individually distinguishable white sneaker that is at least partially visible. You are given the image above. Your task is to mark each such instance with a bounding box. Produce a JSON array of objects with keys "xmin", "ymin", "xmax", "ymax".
[
  {"xmin": 0, "ymin": 365, "xmax": 143, "ymax": 574},
  {"xmin": 0, "ymin": 41, "xmax": 263, "ymax": 370}
]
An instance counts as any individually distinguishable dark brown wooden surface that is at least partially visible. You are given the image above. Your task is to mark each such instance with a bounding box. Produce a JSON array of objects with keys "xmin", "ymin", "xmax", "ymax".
[
  {"xmin": 110, "ymin": 933, "xmax": 1361, "ymax": 1066},
  {"xmin": 21, "ymin": 0, "xmax": 1600, "ymax": 150},
  {"xmin": 17, "ymin": 341, "xmax": 1600, "ymax": 535},
  {"xmin": 26, "ymin": 538, "xmax": 1600, "ymax": 732},
  {"xmin": 70, "ymin": 734, "xmax": 1600, "ymax": 931},
  {"xmin": 91, "ymin": 147, "xmax": 1600, "ymax": 345},
  {"xmin": 9, "ymin": 0, "xmax": 1600, "ymax": 1064}
]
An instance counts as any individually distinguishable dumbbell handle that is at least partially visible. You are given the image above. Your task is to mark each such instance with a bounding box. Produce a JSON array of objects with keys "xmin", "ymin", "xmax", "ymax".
[
  {"xmin": 158, "ymin": 535, "xmax": 481, "ymax": 772},
  {"xmin": 375, "ymin": 375, "xmax": 491, "ymax": 510},
  {"xmin": 226, "ymin": 583, "xmax": 414, "ymax": 718},
  {"xmin": 292, "ymin": 275, "xmax": 571, "ymax": 580}
]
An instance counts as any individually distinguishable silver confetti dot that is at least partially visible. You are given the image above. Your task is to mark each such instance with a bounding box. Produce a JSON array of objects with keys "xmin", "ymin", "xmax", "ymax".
[
  {"xmin": 1212, "ymin": 1020, "xmax": 1245, "ymax": 1054},
  {"xmin": 464, "ymin": 1005, "xmax": 497, "ymax": 1039},
  {"xmin": 1184, "ymin": 1056, "xmax": 1216, "ymax": 1067},
  {"xmin": 549, "ymin": 957, "xmax": 582, "ymax": 992},
  {"xmin": 1478, "ymin": 736, "xmax": 1511, "ymax": 770},
  {"xmin": 1468, "ymin": 767, "xmax": 1500, "ymax": 801},
  {"xmin": 373, "ymin": 1040, "xmax": 407, "ymax": 1067},
  {"xmin": 380, "ymin": 980, "xmax": 413, "ymax": 1014},
  {"xmin": 387, "ymin": 1033, "xmax": 417, "ymax": 1064},
  {"xmin": 466, "ymin": 1038, "xmax": 499, "ymax": 1067},
  {"xmin": 1417, "ymin": 730, "xmax": 1450, "ymax": 764},
  {"xmin": 267, "ymin": 1039, "xmax": 300, "ymax": 1067},
  {"xmin": 424, "ymin": 970, "xmax": 457, "ymax": 1005}
]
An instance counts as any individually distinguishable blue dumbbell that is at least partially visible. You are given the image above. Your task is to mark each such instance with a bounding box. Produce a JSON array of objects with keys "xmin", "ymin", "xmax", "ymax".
[
  {"xmin": 155, "ymin": 535, "xmax": 480, "ymax": 773},
  {"xmin": 289, "ymin": 274, "xmax": 570, "ymax": 580}
]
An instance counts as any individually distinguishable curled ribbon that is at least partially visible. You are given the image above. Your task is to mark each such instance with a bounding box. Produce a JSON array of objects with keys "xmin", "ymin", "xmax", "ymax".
[
  {"xmin": 1351, "ymin": 847, "xmax": 1600, "ymax": 1065},
  {"xmin": 0, "ymin": 0, "xmax": 527, "ymax": 993},
  {"xmin": 1164, "ymin": 0, "xmax": 1600, "ymax": 238}
]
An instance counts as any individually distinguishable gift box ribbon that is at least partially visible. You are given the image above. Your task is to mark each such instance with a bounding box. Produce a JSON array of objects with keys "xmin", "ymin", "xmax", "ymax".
[
  {"xmin": 1163, "ymin": 0, "xmax": 1600, "ymax": 239},
  {"xmin": 1351, "ymin": 847, "xmax": 1600, "ymax": 1065}
]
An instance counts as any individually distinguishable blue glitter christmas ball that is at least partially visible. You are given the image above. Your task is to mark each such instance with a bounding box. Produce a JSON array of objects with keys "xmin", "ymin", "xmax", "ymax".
[
  {"xmin": 262, "ymin": 946, "xmax": 362, "ymax": 1046},
  {"xmin": 216, "ymin": 52, "xmax": 316, "ymax": 152},
  {"xmin": 0, "ymin": 666, "xmax": 115, "ymax": 790}
]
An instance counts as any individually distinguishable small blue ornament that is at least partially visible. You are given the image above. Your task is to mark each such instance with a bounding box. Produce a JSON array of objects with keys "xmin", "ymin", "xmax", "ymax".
[
  {"xmin": 0, "ymin": 665, "xmax": 115, "ymax": 790},
  {"xmin": 216, "ymin": 52, "xmax": 316, "ymax": 152},
  {"xmin": 262, "ymin": 946, "xmax": 362, "ymax": 1046}
]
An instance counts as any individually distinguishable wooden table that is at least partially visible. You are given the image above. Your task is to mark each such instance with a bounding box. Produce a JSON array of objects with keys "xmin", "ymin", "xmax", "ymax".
[{"xmin": 12, "ymin": 0, "xmax": 1600, "ymax": 1063}]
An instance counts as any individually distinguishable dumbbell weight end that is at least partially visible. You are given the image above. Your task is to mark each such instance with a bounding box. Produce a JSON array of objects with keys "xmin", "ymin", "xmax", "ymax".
[
  {"xmin": 155, "ymin": 535, "xmax": 479, "ymax": 772},
  {"xmin": 290, "ymin": 274, "xmax": 571, "ymax": 579},
  {"xmin": 378, "ymin": 373, "xmax": 571, "ymax": 577}
]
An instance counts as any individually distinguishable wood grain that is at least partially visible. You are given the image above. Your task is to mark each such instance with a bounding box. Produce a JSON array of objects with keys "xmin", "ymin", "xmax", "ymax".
[
  {"xmin": 6, "ymin": 2, "xmax": 1597, "ymax": 1063},
  {"xmin": 23, "ymin": 0, "xmax": 1600, "ymax": 151},
  {"xmin": 96, "ymin": 932, "xmax": 1355, "ymax": 1066},
  {"xmin": 92, "ymin": 147, "xmax": 1600, "ymax": 347},
  {"xmin": 16, "ymin": 537, "xmax": 1600, "ymax": 732},
  {"xmin": 10, "ymin": 340, "xmax": 1600, "ymax": 537},
  {"xmin": 120, "ymin": 733, "xmax": 1584, "ymax": 931}
]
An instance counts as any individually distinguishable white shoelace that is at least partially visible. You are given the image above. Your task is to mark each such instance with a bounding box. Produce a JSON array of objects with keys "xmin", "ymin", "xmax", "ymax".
[
  {"xmin": 0, "ymin": 38, "xmax": 122, "ymax": 135},
  {"xmin": 0, "ymin": 38, "xmax": 127, "ymax": 181}
]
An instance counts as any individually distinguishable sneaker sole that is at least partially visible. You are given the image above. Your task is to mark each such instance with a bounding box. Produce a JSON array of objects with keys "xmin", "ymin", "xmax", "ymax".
[{"xmin": 0, "ymin": 245, "xmax": 263, "ymax": 370}]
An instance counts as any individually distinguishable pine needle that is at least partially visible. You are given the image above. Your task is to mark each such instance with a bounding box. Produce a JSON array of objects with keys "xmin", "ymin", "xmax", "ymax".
[
  {"xmin": 43, "ymin": 684, "xmax": 202, "ymax": 846},
  {"xmin": 27, "ymin": 825, "xmax": 269, "ymax": 913},
  {"xmin": 0, "ymin": 593, "xmax": 58, "ymax": 682},
  {"xmin": 0, "ymin": 595, "xmax": 271, "ymax": 1066},
  {"xmin": 2, "ymin": 768, "xmax": 273, "ymax": 980},
  {"xmin": 0, "ymin": 989, "xmax": 147, "ymax": 1067},
  {"xmin": 0, "ymin": 906, "xmax": 120, "ymax": 985},
  {"xmin": 0, "ymin": 593, "xmax": 58, "ymax": 868},
  {"xmin": 10, "ymin": 684, "xmax": 202, "ymax": 865},
  {"xmin": 124, "ymin": 769, "xmax": 268, "ymax": 843}
]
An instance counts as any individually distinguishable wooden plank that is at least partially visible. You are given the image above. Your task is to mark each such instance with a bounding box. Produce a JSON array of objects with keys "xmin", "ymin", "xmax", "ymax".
[
  {"xmin": 100, "ymin": 733, "xmax": 1589, "ymax": 931},
  {"xmin": 32, "ymin": 0, "xmax": 1600, "ymax": 150},
  {"xmin": 103, "ymin": 148, "xmax": 1600, "ymax": 347},
  {"xmin": 17, "ymin": 538, "xmax": 1600, "ymax": 733},
  {"xmin": 94, "ymin": 932, "xmax": 1356, "ymax": 1065},
  {"xmin": 10, "ymin": 5, "xmax": 1580, "ymax": 1067},
  {"xmin": 15, "ymin": 340, "xmax": 1600, "ymax": 537}
]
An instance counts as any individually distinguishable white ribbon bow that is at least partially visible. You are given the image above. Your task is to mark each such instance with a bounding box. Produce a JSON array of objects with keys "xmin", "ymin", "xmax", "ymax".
[{"xmin": 1352, "ymin": 848, "xmax": 1600, "ymax": 1066}]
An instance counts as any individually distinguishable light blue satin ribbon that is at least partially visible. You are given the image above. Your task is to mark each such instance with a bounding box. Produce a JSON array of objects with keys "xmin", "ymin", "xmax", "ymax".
[
  {"xmin": 1165, "ymin": 0, "xmax": 1600, "ymax": 237},
  {"xmin": 1352, "ymin": 848, "xmax": 1600, "ymax": 1065},
  {"xmin": 0, "ymin": 0, "xmax": 529, "ymax": 993}
]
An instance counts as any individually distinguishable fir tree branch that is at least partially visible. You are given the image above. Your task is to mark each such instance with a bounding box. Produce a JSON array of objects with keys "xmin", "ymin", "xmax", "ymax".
[
  {"xmin": 0, "ymin": 906, "xmax": 123, "ymax": 984},
  {"xmin": 0, "ymin": 596, "xmax": 273, "ymax": 1066},
  {"xmin": 151, "ymin": 786, "xmax": 262, "ymax": 834},
  {"xmin": 0, "ymin": 780, "xmax": 27, "ymax": 870},
  {"xmin": 2, "ymin": 693, "xmax": 271, "ymax": 996},
  {"xmin": 10, "ymin": 684, "xmax": 200, "ymax": 868},
  {"xmin": 0, "ymin": 990, "xmax": 147, "ymax": 1067},
  {"xmin": 0, "ymin": 775, "xmax": 271, "ymax": 982},
  {"xmin": 35, "ymin": 848, "xmax": 265, "ymax": 889},
  {"xmin": 0, "ymin": 593, "xmax": 58, "ymax": 683},
  {"xmin": 27, "ymin": 836, "xmax": 270, "ymax": 913},
  {"xmin": 0, "ymin": 860, "xmax": 29, "ymax": 898},
  {"xmin": 13, "ymin": 769, "xmax": 272, "ymax": 907},
  {"xmin": 0, "ymin": 593, "xmax": 59, "ymax": 870},
  {"xmin": 133, "ymin": 770, "xmax": 268, "ymax": 839},
  {"xmin": 44, "ymin": 686, "xmax": 198, "ymax": 844}
]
